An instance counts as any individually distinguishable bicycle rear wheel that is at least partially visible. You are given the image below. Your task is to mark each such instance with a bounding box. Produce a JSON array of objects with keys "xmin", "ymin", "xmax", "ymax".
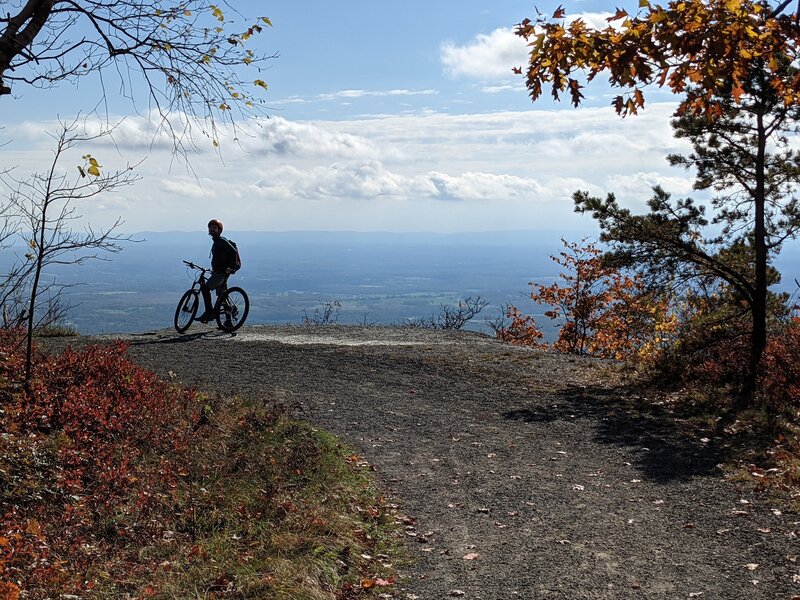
[
  {"xmin": 174, "ymin": 290, "xmax": 199, "ymax": 333},
  {"xmin": 215, "ymin": 287, "xmax": 249, "ymax": 332}
]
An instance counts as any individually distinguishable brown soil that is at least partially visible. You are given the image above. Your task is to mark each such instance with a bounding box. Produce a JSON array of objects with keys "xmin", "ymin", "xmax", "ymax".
[{"xmin": 44, "ymin": 325, "xmax": 800, "ymax": 599}]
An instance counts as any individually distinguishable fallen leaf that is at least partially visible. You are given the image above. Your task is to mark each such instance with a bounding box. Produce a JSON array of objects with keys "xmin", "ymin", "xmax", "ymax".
[
  {"xmin": 25, "ymin": 520, "xmax": 42, "ymax": 537},
  {"xmin": 744, "ymin": 563, "xmax": 759, "ymax": 571},
  {"xmin": 463, "ymin": 553, "xmax": 480, "ymax": 560},
  {"xmin": 450, "ymin": 591, "xmax": 466, "ymax": 597}
]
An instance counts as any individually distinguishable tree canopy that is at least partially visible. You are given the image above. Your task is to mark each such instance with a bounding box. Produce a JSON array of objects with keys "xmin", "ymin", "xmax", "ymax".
[
  {"xmin": 515, "ymin": 0, "xmax": 800, "ymax": 117},
  {"xmin": 1, "ymin": 1, "xmax": 274, "ymax": 147}
]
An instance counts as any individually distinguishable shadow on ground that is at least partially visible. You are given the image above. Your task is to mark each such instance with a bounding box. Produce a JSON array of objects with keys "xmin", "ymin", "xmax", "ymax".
[{"xmin": 505, "ymin": 384, "xmax": 726, "ymax": 483}]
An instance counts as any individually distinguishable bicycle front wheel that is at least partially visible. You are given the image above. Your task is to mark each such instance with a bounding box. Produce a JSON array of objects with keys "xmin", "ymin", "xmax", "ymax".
[
  {"xmin": 215, "ymin": 287, "xmax": 249, "ymax": 332},
  {"xmin": 174, "ymin": 289, "xmax": 199, "ymax": 333}
]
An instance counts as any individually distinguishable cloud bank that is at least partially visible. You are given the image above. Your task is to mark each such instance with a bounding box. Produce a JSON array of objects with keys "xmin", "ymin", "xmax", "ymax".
[{"xmin": 0, "ymin": 102, "xmax": 692, "ymax": 232}]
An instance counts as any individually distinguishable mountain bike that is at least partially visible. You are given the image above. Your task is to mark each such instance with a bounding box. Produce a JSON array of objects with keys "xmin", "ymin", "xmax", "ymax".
[{"xmin": 174, "ymin": 260, "xmax": 250, "ymax": 333}]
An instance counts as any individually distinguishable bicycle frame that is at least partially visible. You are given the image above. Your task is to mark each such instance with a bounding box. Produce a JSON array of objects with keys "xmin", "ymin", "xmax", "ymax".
[{"xmin": 185, "ymin": 261, "xmax": 227, "ymax": 297}]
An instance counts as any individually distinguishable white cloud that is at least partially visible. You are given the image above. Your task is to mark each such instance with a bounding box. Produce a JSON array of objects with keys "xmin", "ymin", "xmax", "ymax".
[
  {"xmin": 606, "ymin": 172, "xmax": 695, "ymax": 199},
  {"xmin": 441, "ymin": 28, "xmax": 527, "ymax": 80},
  {"xmin": 441, "ymin": 13, "xmax": 614, "ymax": 82},
  {"xmin": 320, "ymin": 89, "xmax": 437, "ymax": 100},
  {"xmin": 273, "ymin": 88, "xmax": 438, "ymax": 105},
  {"xmin": 242, "ymin": 117, "xmax": 381, "ymax": 159},
  {"xmin": 160, "ymin": 178, "xmax": 214, "ymax": 198},
  {"xmin": 413, "ymin": 171, "xmax": 545, "ymax": 201},
  {"xmin": 252, "ymin": 160, "xmax": 545, "ymax": 203},
  {"xmin": 482, "ymin": 84, "xmax": 522, "ymax": 94}
]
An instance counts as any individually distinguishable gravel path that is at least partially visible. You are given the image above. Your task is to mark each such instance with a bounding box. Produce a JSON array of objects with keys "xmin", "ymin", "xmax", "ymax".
[{"xmin": 45, "ymin": 325, "xmax": 800, "ymax": 599}]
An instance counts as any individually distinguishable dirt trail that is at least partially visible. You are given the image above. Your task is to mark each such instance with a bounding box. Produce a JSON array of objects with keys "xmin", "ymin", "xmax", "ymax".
[{"xmin": 47, "ymin": 325, "xmax": 800, "ymax": 599}]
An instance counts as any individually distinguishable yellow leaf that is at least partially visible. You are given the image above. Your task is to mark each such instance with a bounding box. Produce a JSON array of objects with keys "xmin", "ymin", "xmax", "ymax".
[
  {"xmin": 254, "ymin": 79, "xmax": 268, "ymax": 89},
  {"xmin": 212, "ymin": 139, "xmax": 219, "ymax": 147},
  {"xmin": 261, "ymin": 17, "xmax": 273, "ymax": 26},
  {"xmin": 88, "ymin": 157, "xmax": 99, "ymax": 167},
  {"xmin": 28, "ymin": 239, "xmax": 37, "ymax": 249},
  {"xmin": 184, "ymin": 10, "xmax": 191, "ymax": 16},
  {"xmin": 87, "ymin": 165, "xmax": 101, "ymax": 177},
  {"xmin": 639, "ymin": 0, "xmax": 649, "ymax": 7}
]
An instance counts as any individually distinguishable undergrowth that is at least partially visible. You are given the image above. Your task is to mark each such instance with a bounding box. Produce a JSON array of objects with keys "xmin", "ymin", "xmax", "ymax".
[{"xmin": 0, "ymin": 329, "xmax": 402, "ymax": 598}]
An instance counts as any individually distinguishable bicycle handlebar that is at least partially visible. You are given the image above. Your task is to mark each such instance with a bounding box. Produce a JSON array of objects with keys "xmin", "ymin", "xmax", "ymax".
[{"xmin": 183, "ymin": 260, "xmax": 210, "ymax": 272}]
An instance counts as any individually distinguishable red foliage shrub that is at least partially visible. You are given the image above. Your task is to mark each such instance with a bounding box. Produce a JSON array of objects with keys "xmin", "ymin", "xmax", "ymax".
[
  {"xmin": 0, "ymin": 333, "xmax": 200, "ymax": 594},
  {"xmin": 677, "ymin": 317, "xmax": 800, "ymax": 413},
  {"xmin": 495, "ymin": 305, "xmax": 546, "ymax": 347},
  {"xmin": 760, "ymin": 320, "xmax": 800, "ymax": 412}
]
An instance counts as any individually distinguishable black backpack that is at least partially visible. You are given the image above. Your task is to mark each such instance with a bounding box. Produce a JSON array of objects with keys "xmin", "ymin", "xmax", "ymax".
[{"xmin": 221, "ymin": 237, "xmax": 242, "ymax": 272}]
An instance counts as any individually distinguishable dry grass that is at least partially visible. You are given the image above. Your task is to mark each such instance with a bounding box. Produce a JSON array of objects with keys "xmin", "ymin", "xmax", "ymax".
[{"xmin": 0, "ymin": 337, "xmax": 404, "ymax": 599}]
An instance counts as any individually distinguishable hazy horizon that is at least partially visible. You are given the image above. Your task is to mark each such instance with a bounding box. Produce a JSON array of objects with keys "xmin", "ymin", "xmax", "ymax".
[{"xmin": 6, "ymin": 229, "xmax": 795, "ymax": 338}]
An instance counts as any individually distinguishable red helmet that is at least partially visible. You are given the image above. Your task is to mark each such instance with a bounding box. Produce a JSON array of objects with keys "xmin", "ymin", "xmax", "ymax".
[{"xmin": 207, "ymin": 219, "xmax": 223, "ymax": 232}]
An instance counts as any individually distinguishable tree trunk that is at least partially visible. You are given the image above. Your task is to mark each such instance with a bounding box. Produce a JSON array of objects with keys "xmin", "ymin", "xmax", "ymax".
[{"xmin": 745, "ymin": 111, "xmax": 769, "ymax": 401}]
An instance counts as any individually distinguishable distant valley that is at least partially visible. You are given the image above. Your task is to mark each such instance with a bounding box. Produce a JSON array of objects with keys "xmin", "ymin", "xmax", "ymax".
[{"xmin": 9, "ymin": 230, "xmax": 800, "ymax": 340}]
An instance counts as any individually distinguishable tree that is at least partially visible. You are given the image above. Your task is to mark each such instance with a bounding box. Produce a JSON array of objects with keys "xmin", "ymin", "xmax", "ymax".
[
  {"xmin": 1, "ymin": 1, "xmax": 275, "ymax": 150},
  {"xmin": 406, "ymin": 297, "xmax": 490, "ymax": 330},
  {"xmin": 524, "ymin": 238, "xmax": 675, "ymax": 360},
  {"xmin": 0, "ymin": 118, "xmax": 139, "ymax": 389},
  {"xmin": 515, "ymin": 0, "xmax": 800, "ymax": 397}
]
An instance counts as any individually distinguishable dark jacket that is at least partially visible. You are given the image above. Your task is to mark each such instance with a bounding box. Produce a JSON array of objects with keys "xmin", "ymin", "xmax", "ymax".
[{"xmin": 210, "ymin": 236, "xmax": 238, "ymax": 273}]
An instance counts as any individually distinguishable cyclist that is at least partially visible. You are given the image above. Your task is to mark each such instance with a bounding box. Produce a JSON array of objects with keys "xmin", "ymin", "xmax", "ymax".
[{"xmin": 196, "ymin": 219, "xmax": 238, "ymax": 325}]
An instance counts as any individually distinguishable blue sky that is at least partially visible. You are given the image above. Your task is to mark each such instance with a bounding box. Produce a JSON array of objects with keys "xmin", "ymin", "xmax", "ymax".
[{"xmin": 2, "ymin": 1, "xmax": 696, "ymax": 234}]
